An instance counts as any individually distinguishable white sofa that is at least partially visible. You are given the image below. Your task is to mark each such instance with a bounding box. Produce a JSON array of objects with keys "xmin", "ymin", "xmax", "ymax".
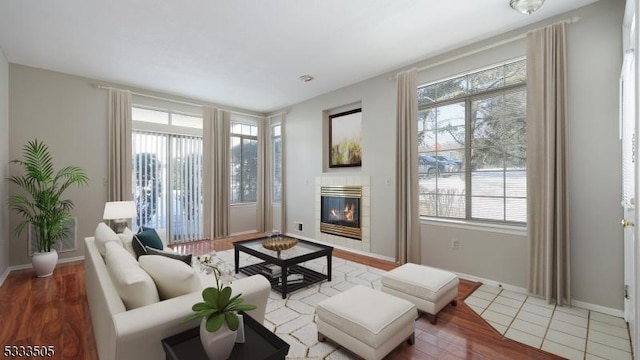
[{"xmin": 84, "ymin": 233, "xmax": 271, "ymax": 360}]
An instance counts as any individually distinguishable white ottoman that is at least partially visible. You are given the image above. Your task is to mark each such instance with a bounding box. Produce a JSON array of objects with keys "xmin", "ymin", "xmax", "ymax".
[
  {"xmin": 316, "ymin": 285, "xmax": 417, "ymax": 360},
  {"xmin": 381, "ymin": 263, "xmax": 458, "ymax": 324}
]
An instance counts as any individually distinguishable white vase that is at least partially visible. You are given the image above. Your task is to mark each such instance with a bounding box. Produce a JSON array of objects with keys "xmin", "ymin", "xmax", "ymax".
[
  {"xmin": 32, "ymin": 249, "xmax": 58, "ymax": 277},
  {"xmin": 200, "ymin": 318, "xmax": 237, "ymax": 360}
]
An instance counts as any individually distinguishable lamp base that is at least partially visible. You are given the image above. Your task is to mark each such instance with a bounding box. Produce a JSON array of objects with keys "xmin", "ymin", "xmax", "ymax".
[{"xmin": 111, "ymin": 220, "xmax": 128, "ymax": 234}]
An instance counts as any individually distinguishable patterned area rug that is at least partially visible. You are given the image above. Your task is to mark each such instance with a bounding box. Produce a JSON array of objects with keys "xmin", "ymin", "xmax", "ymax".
[{"xmin": 212, "ymin": 249, "xmax": 386, "ymax": 360}]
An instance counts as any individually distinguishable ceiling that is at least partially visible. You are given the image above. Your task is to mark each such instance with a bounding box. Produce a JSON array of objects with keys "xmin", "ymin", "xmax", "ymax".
[{"xmin": 0, "ymin": 0, "xmax": 599, "ymax": 113}]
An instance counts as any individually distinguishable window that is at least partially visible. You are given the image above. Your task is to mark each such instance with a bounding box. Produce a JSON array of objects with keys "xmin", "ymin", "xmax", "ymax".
[
  {"xmin": 133, "ymin": 107, "xmax": 202, "ymax": 129},
  {"xmin": 231, "ymin": 122, "xmax": 258, "ymax": 204},
  {"xmin": 272, "ymin": 124, "xmax": 282, "ymax": 203},
  {"xmin": 132, "ymin": 106, "xmax": 203, "ymax": 243},
  {"xmin": 417, "ymin": 59, "xmax": 527, "ymax": 224}
]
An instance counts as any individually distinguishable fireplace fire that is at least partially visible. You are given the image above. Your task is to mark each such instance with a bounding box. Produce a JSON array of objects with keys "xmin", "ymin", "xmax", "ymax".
[{"xmin": 320, "ymin": 186, "xmax": 362, "ymax": 240}]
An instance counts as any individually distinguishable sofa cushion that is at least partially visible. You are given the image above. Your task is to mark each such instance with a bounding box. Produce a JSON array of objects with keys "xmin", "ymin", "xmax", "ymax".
[
  {"xmin": 117, "ymin": 227, "xmax": 136, "ymax": 257},
  {"xmin": 144, "ymin": 246, "xmax": 192, "ymax": 265},
  {"xmin": 95, "ymin": 222, "xmax": 121, "ymax": 256},
  {"xmin": 104, "ymin": 241, "xmax": 159, "ymax": 310},
  {"xmin": 135, "ymin": 229, "xmax": 163, "ymax": 250},
  {"xmin": 138, "ymin": 255, "xmax": 201, "ymax": 300}
]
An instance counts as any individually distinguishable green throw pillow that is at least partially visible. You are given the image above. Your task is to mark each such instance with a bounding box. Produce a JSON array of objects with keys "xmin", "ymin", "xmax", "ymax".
[{"xmin": 135, "ymin": 229, "xmax": 163, "ymax": 251}]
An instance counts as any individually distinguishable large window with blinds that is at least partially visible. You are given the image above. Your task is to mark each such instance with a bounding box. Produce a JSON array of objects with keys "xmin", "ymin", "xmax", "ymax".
[
  {"xmin": 132, "ymin": 106, "xmax": 204, "ymax": 243},
  {"xmin": 230, "ymin": 122, "xmax": 258, "ymax": 204},
  {"xmin": 417, "ymin": 59, "xmax": 527, "ymax": 224}
]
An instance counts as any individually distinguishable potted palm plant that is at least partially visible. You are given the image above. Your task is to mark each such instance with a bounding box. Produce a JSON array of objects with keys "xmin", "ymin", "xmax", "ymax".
[
  {"xmin": 6, "ymin": 139, "xmax": 88, "ymax": 277},
  {"xmin": 185, "ymin": 256, "xmax": 256, "ymax": 360}
]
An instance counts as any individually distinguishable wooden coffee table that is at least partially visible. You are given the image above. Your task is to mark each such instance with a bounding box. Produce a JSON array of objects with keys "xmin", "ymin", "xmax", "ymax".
[
  {"xmin": 234, "ymin": 236, "xmax": 333, "ymax": 299},
  {"xmin": 161, "ymin": 312, "xmax": 289, "ymax": 360}
]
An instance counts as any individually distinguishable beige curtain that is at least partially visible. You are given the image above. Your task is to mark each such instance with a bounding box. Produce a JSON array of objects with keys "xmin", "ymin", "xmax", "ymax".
[
  {"xmin": 202, "ymin": 106, "xmax": 217, "ymax": 239},
  {"xmin": 527, "ymin": 23, "xmax": 570, "ymax": 305},
  {"xmin": 213, "ymin": 111, "xmax": 231, "ymax": 238},
  {"xmin": 395, "ymin": 68, "xmax": 421, "ymax": 264},
  {"xmin": 256, "ymin": 117, "xmax": 270, "ymax": 232},
  {"xmin": 108, "ymin": 89, "xmax": 132, "ymax": 201}
]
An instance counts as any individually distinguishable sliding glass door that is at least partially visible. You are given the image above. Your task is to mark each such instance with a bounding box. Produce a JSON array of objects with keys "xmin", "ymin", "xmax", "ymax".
[{"xmin": 133, "ymin": 130, "xmax": 203, "ymax": 243}]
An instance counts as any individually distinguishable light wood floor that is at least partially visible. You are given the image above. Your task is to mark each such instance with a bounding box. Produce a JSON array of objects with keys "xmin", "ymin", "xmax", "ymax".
[{"xmin": 0, "ymin": 233, "xmax": 562, "ymax": 360}]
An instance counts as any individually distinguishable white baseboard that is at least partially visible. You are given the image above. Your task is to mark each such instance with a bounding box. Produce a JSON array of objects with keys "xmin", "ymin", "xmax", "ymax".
[
  {"xmin": 455, "ymin": 271, "xmax": 624, "ymax": 318},
  {"xmin": 453, "ymin": 271, "xmax": 529, "ymax": 294},
  {"xmin": 571, "ymin": 299, "xmax": 624, "ymax": 318},
  {"xmin": 285, "ymin": 232, "xmax": 396, "ymax": 263},
  {"xmin": 8, "ymin": 255, "xmax": 85, "ymax": 272},
  {"xmin": 229, "ymin": 229, "xmax": 259, "ymax": 236},
  {"xmin": 0, "ymin": 266, "xmax": 10, "ymax": 288}
]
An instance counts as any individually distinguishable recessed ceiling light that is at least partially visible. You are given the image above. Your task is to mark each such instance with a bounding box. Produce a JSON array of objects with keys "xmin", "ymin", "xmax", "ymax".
[{"xmin": 299, "ymin": 75, "xmax": 314, "ymax": 82}]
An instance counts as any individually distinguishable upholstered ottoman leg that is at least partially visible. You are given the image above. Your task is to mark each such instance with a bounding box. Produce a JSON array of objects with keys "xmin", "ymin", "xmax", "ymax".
[
  {"xmin": 426, "ymin": 313, "xmax": 437, "ymax": 325},
  {"xmin": 318, "ymin": 332, "xmax": 326, "ymax": 342},
  {"xmin": 407, "ymin": 332, "xmax": 415, "ymax": 345}
]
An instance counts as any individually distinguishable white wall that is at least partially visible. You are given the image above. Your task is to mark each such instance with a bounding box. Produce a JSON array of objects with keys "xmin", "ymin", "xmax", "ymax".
[
  {"xmin": 229, "ymin": 204, "xmax": 257, "ymax": 235},
  {"xmin": 282, "ymin": 0, "xmax": 625, "ymax": 309},
  {"xmin": 0, "ymin": 48, "xmax": 9, "ymax": 281},
  {"xmin": 8, "ymin": 64, "xmax": 109, "ymax": 266},
  {"xmin": 284, "ymin": 74, "xmax": 397, "ymax": 257},
  {"xmin": 272, "ymin": 204, "xmax": 282, "ymax": 232},
  {"xmin": 567, "ymin": 0, "xmax": 625, "ymax": 309}
]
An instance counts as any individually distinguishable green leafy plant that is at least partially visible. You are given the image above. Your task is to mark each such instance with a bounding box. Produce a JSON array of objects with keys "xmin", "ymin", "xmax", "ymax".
[
  {"xmin": 185, "ymin": 257, "xmax": 256, "ymax": 332},
  {"xmin": 6, "ymin": 139, "xmax": 88, "ymax": 252}
]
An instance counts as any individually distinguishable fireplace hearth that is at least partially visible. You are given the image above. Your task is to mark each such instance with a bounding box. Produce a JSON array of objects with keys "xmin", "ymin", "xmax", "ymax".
[{"xmin": 320, "ymin": 186, "xmax": 362, "ymax": 240}]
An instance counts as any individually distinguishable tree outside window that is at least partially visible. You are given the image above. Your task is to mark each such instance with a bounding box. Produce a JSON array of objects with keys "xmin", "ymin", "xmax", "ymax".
[
  {"xmin": 231, "ymin": 123, "xmax": 258, "ymax": 203},
  {"xmin": 417, "ymin": 59, "xmax": 527, "ymax": 224}
]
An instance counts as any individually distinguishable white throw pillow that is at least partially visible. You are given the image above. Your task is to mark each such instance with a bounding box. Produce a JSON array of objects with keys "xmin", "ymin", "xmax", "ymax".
[
  {"xmin": 104, "ymin": 242, "xmax": 159, "ymax": 309},
  {"xmin": 138, "ymin": 255, "xmax": 201, "ymax": 300},
  {"xmin": 95, "ymin": 222, "xmax": 121, "ymax": 256},
  {"xmin": 117, "ymin": 227, "xmax": 136, "ymax": 257}
]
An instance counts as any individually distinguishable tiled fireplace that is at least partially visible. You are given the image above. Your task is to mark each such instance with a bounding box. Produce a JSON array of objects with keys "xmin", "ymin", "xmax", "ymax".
[{"xmin": 315, "ymin": 176, "xmax": 370, "ymax": 252}]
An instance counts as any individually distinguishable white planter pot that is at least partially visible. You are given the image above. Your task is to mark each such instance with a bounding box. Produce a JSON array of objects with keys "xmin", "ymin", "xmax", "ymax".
[
  {"xmin": 200, "ymin": 318, "xmax": 237, "ymax": 360},
  {"xmin": 32, "ymin": 250, "xmax": 58, "ymax": 277}
]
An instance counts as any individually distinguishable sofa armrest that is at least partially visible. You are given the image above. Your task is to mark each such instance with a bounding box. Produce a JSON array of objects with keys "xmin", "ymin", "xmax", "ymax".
[
  {"xmin": 229, "ymin": 275, "xmax": 271, "ymax": 324},
  {"xmin": 111, "ymin": 275, "xmax": 271, "ymax": 360},
  {"xmin": 112, "ymin": 291, "xmax": 201, "ymax": 360}
]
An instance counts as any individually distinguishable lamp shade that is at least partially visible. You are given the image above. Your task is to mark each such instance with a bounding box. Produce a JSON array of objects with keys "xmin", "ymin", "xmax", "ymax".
[
  {"xmin": 509, "ymin": 0, "xmax": 545, "ymax": 15},
  {"xmin": 103, "ymin": 201, "xmax": 136, "ymax": 220}
]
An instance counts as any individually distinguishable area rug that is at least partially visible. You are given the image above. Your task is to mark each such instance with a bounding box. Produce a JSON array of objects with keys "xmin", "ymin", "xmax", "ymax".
[{"xmin": 211, "ymin": 249, "xmax": 386, "ymax": 359}]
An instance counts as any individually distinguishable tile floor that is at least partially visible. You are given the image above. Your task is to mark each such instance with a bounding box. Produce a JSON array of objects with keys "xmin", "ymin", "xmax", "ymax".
[{"xmin": 465, "ymin": 284, "xmax": 633, "ymax": 360}]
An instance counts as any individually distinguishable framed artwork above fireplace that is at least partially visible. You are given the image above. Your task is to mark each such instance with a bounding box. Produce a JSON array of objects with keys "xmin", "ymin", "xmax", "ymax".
[{"xmin": 329, "ymin": 108, "xmax": 362, "ymax": 168}]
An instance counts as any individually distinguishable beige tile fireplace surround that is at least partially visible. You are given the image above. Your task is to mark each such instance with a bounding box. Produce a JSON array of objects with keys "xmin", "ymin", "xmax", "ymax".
[{"xmin": 315, "ymin": 176, "xmax": 371, "ymax": 253}]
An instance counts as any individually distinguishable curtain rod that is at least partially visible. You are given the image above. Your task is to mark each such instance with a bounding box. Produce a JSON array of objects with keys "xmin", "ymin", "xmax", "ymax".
[
  {"xmin": 93, "ymin": 84, "xmax": 266, "ymax": 119},
  {"xmin": 391, "ymin": 16, "xmax": 580, "ymax": 79}
]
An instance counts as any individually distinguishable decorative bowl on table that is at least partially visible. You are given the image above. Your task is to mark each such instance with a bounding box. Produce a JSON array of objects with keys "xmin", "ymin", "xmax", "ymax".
[{"xmin": 262, "ymin": 237, "xmax": 298, "ymax": 252}]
